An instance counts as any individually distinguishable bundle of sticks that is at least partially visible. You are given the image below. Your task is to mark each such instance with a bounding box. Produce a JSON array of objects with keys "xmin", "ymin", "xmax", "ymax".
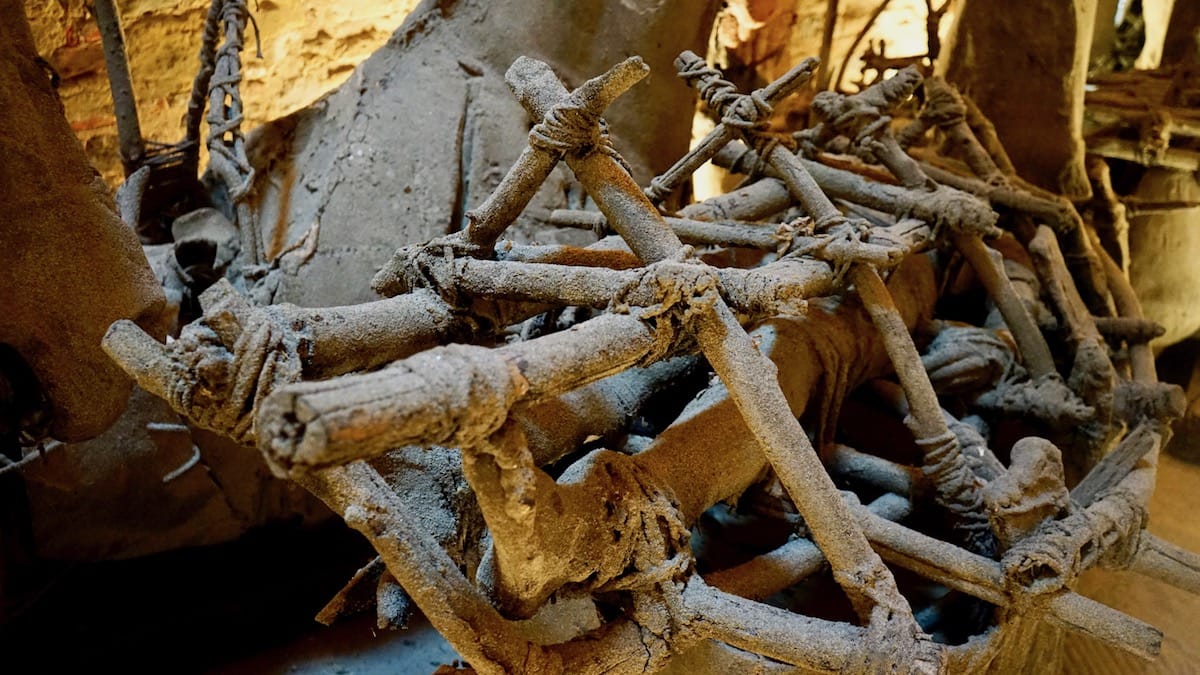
[{"xmin": 102, "ymin": 49, "xmax": 1200, "ymax": 674}]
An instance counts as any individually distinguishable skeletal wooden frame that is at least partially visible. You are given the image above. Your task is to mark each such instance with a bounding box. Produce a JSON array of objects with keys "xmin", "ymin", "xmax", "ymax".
[{"xmin": 98, "ymin": 10, "xmax": 1200, "ymax": 673}]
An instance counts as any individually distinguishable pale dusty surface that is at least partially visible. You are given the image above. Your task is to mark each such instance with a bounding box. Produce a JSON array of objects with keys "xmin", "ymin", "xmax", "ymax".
[{"xmin": 202, "ymin": 453, "xmax": 1200, "ymax": 673}]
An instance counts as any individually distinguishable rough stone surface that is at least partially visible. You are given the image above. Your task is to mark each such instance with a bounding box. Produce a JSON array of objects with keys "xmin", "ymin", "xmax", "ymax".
[
  {"xmin": 942, "ymin": 0, "xmax": 1097, "ymax": 198},
  {"xmin": 1, "ymin": 0, "xmax": 167, "ymax": 440},
  {"xmin": 24, "ymin": 0, "xmax": 420, "ymax": 184},
  {"xmin": 244, "ymin": 0, "xmax": 719, "ymax": 308},
  {"xmin": 21, "ymin": 388, "xmax": 325, "ymax": 560}
]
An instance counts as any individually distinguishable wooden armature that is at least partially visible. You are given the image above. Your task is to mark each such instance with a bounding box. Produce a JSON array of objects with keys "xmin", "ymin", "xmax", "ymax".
[{"xmin": 103, "ymin": 50, "xmax": 1200, "ymax": 674}]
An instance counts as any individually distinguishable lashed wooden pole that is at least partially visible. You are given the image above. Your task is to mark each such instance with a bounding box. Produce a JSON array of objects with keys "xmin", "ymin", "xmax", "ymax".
[
  {"xmin": 504, "ymin": 56, "xmax": 926, "ymax": 635},
  {"xmin": 675, "ymin": 55, "xmax": 994, "ymax": 559}
]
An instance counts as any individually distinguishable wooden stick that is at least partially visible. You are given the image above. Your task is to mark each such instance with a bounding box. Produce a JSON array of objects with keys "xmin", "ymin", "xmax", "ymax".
[
  {"xmin": 704, "ymin": 493, "xmax": 912, "ymax": 599},
  {"xmin": 257, "ymin": 311, "xmax": 659, "ymax": 472},
  {"xmin": 853, "ymin": 504, "xmax": 1163, "ymax": 660},
  {"xmin": 298, "ymin": 463, "xmax": 557, "ymax": 674},
  {"xmin": 93, "ymin": 0, "xmax": 145, "ymax": 175},
  {"xmin": 1130, "ymin": 533, "xmax": 1200, "ymax": 596},
  {"xmin": 510, "ymin": 55, "xmax": 921, "ymax": 624},
  {"xmin": 465, "ymin": 57, "xmax": 649, "ymax": 252}
]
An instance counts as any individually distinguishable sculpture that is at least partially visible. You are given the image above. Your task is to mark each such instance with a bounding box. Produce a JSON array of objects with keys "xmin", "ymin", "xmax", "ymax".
[{"xmin": 6, "ymin": 1, "xmax": 1200, "ymax": 672}]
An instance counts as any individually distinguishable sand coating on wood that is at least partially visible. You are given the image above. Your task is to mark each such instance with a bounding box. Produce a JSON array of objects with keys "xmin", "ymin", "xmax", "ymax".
[{"xmin": 58, "ymin": 1, "xmax": 1200, "ymax": 670}]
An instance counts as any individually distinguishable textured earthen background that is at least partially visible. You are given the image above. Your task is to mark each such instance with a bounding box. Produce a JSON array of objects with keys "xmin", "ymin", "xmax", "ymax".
[{"xmin": 25, "ymin": 0, "xmax": 943, "ymax": 186}]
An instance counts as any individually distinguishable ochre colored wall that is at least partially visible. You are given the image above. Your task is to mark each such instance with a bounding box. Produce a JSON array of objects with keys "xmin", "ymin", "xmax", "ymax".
[{"xmin": 24, "ymin": 0, "xmax": 419, "ymax": 184}]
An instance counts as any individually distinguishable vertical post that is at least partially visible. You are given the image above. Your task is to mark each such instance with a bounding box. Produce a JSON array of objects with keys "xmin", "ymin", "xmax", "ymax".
[
  {"xmin": 942, "ymin": 0, "xmax": 1099, "ymax": 198},
  {"xmin": 816, "ymin": 0, "xmax": 840, "ymax": 91},
  {"xmin": 93, "ymin": 0, "xmax": 145, "ymax": 176}
]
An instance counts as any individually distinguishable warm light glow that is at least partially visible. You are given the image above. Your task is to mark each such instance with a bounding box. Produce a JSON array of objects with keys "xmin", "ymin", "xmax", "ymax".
[{"xmin": 690, "ymin": 0, "xmax": 956, "ymax": 202}]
